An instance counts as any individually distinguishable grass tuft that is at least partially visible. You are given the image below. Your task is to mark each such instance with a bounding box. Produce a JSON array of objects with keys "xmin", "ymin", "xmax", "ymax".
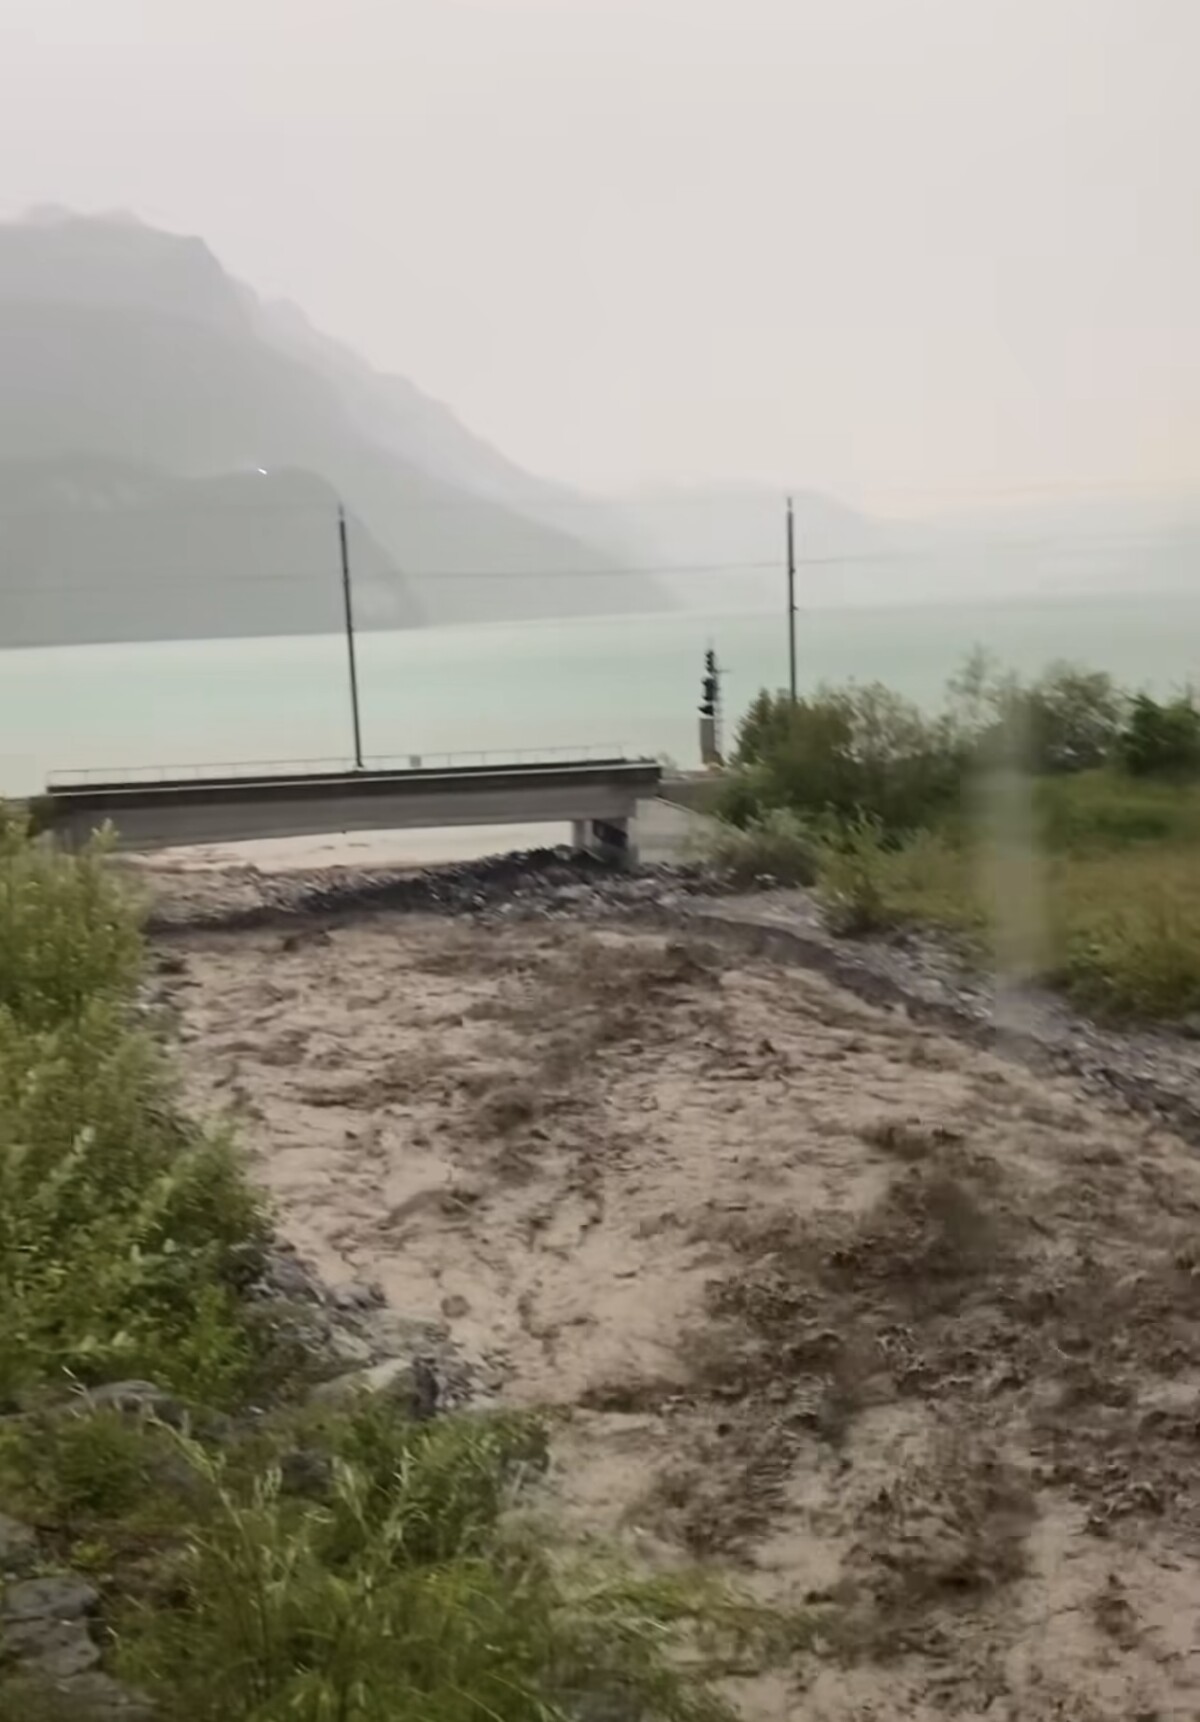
[{"xmin": 114, "ymin": 1416, "xmax": 767, "ymax": 1722}]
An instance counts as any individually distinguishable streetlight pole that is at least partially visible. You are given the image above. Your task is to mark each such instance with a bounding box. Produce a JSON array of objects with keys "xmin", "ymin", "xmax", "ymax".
[{"xmin": 337, "ymin": 503, "xmax": 365, "ymax": 770}]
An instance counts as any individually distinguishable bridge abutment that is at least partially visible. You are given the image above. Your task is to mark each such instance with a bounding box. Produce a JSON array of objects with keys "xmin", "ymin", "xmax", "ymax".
[{"xmin": 571, "ymin": 817, "xmax": 635, "ymax": 867}]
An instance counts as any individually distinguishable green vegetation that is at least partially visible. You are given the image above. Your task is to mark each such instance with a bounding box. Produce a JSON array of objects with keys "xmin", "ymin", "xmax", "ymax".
[
  {"xmin": 713, "ymin": 656, "xmax": 1200, "ymax": 1020},
  {"xmin": 0, "ymin": 814, "xmax": 777, "ymax": 1720},
  {"xmin": 1, "ymin": 1401, "xmax": 769, "ymax": 1722},
  {"xmin": 703, "ymin": 807, "xmax": 819, "ymax": 888},
  {"xmin": 0, "ymin": 813, "xmax": 265, "ymax": 1407}
]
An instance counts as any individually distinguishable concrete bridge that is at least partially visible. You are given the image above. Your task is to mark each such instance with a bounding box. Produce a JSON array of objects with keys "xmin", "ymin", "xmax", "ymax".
[{"xmin": 33, "ymin": 751, "xmax": 662, "ymax": 861}]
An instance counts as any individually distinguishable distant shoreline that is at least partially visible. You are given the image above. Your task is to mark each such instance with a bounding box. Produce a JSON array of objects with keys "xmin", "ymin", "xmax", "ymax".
[{"xmin": 5, "ymin": 578, "xmax": 1200, "ymax": 656}]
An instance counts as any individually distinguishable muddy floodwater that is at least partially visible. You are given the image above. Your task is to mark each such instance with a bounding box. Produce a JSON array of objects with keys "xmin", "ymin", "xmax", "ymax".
[{"xmin": 158, "ymin": 896, "xmax": 1200, "ymax": 1720}]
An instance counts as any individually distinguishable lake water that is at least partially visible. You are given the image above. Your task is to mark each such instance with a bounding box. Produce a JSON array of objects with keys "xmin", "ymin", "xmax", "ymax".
[{"xmin": 3, "ymin": 591, "xmax": 1200, "ymax": 799}]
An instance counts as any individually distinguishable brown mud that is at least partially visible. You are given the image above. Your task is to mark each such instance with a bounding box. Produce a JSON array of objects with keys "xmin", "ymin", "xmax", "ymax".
[{"xmin": 156, "ymin": 887, "xmax": 1200, "ymax": 1719}]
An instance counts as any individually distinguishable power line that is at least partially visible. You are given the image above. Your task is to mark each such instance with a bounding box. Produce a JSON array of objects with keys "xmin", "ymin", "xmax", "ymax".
[
  {"xmin": 9, "ymin": 526, "xmax": 1198, "ymax": 595},
  {"xmin": 0, "ymin": 476, "xmax": 1196, "ymax": 525},
  {"xmin": 2, "ymin": 531, "xmax": 1198, "ymax": 598},
  {"xmin": 859, "ymin": 476, "xmax": 1200, "ymax": 504},
  {"xmin": 0, "ymin": 500, "xmax": 344, "ymax": 521},
  {"xmin": 401, "ymin": 559, "xmax": 785, "ymax": 580},
  {"xmin": 0, "ymin": 559, "xmax": 778, "ymax": 595},
  {"xmin": 791, "ymin": 534, "xmax": 1200, "ymax": 567},
  {"xmin": 8, "ymin": 571, "xmax": 340, "ymax": 593}
]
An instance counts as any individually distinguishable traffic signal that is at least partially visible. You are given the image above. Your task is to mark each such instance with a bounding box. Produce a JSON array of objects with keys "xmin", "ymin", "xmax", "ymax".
[{"xmin": 700, "ymin": 648, "xmax": 718, "ymax": 717}]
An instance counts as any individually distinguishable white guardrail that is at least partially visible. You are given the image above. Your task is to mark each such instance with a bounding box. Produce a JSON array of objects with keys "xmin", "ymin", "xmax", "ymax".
[{"xmin": 46, "ymin": 745, "xmax": 634, "ymax": 790}]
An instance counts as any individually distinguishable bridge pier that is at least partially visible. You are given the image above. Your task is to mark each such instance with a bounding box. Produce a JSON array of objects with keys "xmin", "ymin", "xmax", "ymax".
[{"xmin": 571, "ymin": 817, "xmax": 635, "ymax": 867}]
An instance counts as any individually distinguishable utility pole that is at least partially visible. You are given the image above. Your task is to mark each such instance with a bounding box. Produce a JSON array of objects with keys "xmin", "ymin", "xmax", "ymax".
[
  {"xmin": 337, "ymin": 503, "xmax": 365, "ymax": 771},
  {"xmin": 786, "ymin": 493, "xmax": 798, "ymax": 704}
]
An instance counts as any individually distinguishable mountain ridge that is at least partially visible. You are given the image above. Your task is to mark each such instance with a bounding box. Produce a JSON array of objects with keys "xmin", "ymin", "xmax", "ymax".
[{"xmin": 0, "ymin": 210, "xmax": 661, "ymax": 646}]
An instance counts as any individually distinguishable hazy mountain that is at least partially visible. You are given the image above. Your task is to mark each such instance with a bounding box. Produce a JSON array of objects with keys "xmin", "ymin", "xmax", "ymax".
[
  {"xmin": 5, "ymin": 211, "xmax": 1193, "ymax": 651},
  {"xmin": 255, "ymin": 298, "xmax": 646, "ymax": 574},
  {"xmin": 616, "ymin": 482, "xmax": 1200, "ymax": 615},
  {"xmin": 0, "ymin": 455, "xmax": 410, "ymax": 647},
  {"xmin": 614, "ymin": 483, "xmax": 926, "ymax": 615},
  {"xmin": 0, "ymin": 210, "xmax": 659, "ymax": 647},
  {"xmin": 888, "ymin": 493, "xmax": 1200, "ymax": 608}
]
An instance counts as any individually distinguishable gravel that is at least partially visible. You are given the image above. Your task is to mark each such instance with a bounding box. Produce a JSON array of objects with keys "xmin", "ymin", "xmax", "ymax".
[{"xmin": 142, "ymin": 847, "xmax": 717, "ymax": 934}]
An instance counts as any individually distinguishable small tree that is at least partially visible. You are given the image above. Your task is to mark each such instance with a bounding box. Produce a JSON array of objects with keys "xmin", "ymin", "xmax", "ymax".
[
  {"xmin": 948, "ymin": 654, "xmax": 1122, "ymax": 774},
  {"xmin": 1118, "ymin": 692, "xmax": 1200, "ymax": 778},
  {"xmin": 726, "ymin": 684, "xmax": 963, "ymax": 831},
  {"xmin": 1022, "ymin": 663, "xmax": 1123, "ymax": 773},
  {"xmin": 732, "ymin": 688, "xmax": 793, "ymax": 766}
]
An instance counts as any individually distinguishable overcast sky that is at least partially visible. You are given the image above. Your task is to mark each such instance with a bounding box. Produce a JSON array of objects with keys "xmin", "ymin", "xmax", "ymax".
[{"xmin": 1, "ymin": 0, "xmax": 1196, "ymax": 505}]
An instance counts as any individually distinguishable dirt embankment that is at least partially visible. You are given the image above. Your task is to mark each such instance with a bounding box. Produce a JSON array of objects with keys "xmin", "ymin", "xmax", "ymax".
[{"xmin": 154, "ymin": 885, "xmax": 1200, "ymax": 1721}]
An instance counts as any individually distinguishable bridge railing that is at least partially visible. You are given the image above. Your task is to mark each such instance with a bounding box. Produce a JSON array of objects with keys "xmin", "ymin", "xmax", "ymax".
[{"xmin": 46, "ymin": 743, "xmax": 634, "ymax": 791}]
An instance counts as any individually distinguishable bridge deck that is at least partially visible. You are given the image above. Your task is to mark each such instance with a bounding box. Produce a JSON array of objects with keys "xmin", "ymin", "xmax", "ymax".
[
  {"xmin": 36, "ymin": 755, "xmax": 662, "ymax": 854},
  {"xmin": 45, "ymin": 756, "xmax": 657, "ymax": 809}
]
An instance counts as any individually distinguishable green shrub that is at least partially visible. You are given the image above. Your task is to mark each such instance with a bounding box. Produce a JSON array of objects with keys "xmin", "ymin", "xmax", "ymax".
[
  {"xmin": 0, "ymin": 1002, "xmax": 265, "ymax": 1405},
  {"xmin": 117, "ymin": 1415, "xmax": 773, "ymax": 1722},
  {"xmin": 731, "ymin": 688, "xmax": 797, "ymax": 768},
  {"xmin": 0, "ymin": 811, "xmax": 141, "ymax": 1030},
  {"xmin": 729, "ymin": 685, "xmax": 964, "ymax": 831},
  {"xmin": 715, "ymin": 659, "xmax": 1200, "ymax": 1019},
  {"xmin": 713, "ymin": 763, "xmax": 775, "ymax": 829},
  {"xmin": 0, "ymin": 1406, "xmax": 181, "ymax": 1524},
  {"xmin": 1023, "ymin": 664, "xmax": 1123, "ymax": 773},
  {"xmin": 1117, "ymin": 691, "xmax": 1200, "ymax": 779},
  {"xmin": 950, "ymin": 654, "xmax": 1123, "ymax": 775},
  {"xmin": 815, "ymin": 815, "xmax": 901, "ymax": 936},
  {"xmin": 0, "ymin": 821, "xmax": 266, "ymax": 1405},
  {"xmin": 729, "ymin": 657, "xmax": 1132, "ymax": 847},
  {"xmin": 703, "ymin": 806, "xmax": 819, "ymax": 886}
]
